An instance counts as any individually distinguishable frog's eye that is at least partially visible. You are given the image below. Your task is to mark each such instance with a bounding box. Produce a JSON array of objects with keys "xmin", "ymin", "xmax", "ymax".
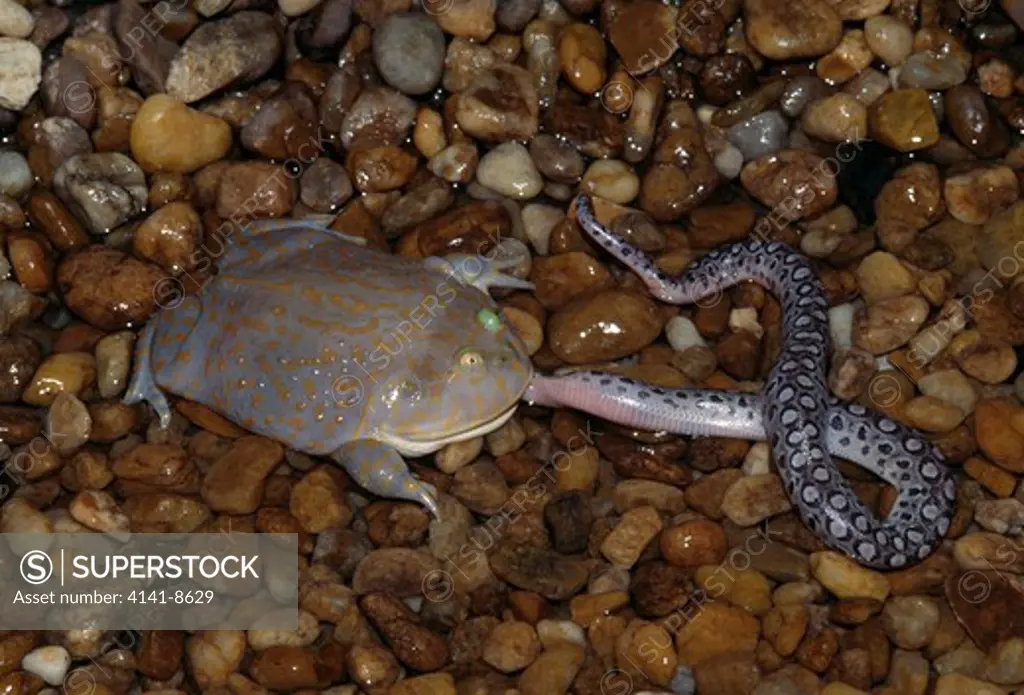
[
  {"xmin": 459, "ymin": 349, "xmax": 484, "ymax": 368},
  {"xmin": 477, "ymin": 309, "xmax": 501, "ymax": 334}
]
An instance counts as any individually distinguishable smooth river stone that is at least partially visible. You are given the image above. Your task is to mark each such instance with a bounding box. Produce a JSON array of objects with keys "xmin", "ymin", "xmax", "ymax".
[
  {"xmin": 0, "ymin": 38, "xmax": 40, "ymax": 110},
  {"xmin": 165, "ymin": 11, "xmax": 281, "ymax": 103},
  {"xmin": 945, "ymin": 570, "xmax": 1024, "ymax": 652},
  {"xmin": 130, "ymin": 95, "xmax": 233, "ymax": 174},
  {"xmin": 869, "ymin": 88, "xmax": 940, "ymax": 152},
  {"xmin": 744, "ymin": 0, "xmax": 843, "ymax": 60}
]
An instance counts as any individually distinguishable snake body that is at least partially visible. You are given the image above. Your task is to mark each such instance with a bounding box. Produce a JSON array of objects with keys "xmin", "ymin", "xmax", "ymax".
[{"xmin": 524, "ymin": 195, "xmax": 956, "ymax": 569}]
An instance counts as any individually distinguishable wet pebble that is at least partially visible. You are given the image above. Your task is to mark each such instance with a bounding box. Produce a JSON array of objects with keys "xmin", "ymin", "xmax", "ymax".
[
  {"xmin": 299, "ymin": 158, "xmax": 352, "ymax": 213},
  {"xmin": 0, "ymin": 335, "xmax": 41, "ymax": 403},
  {"xmin": 530, "ymin": 134, "xmax": 584, "ymax": 184},
  {"xmin": 744, "ymin": 0, "xmax": 843, "ymax": 60},
  {"xmin": 477, "ymin": 142, "xmax": 543, "ymax": 199},
  {"xmin": 483, "ymin": 621, "xmax": 540, "ymax": 673},
  {"xmin": 810, "ymin": 551, "xmax": 890, "ymax": 602},
  {"xmin": 341, "ymin": 85, "xmax": 416, "ymax": 150},
  {"xmin": 802, "ymin": 93, "xmax": 868, "ymax": 143},
  {"xmin": 0, "ymin": 0, "xmax": 33, "ymax": 38},
  {"xmin": 600, "ymin": 505, "xmax": 662, "ymax": 568},
  {"xmin": 57, "ymin": 247, "xmax": 165, "ymax": 330},
  {"xmin": 489, "ymin": 541, "xmax": 589, "ymax": 600},
  {"xmin": 677, "ymin": 601, "xmax": 760, "ymax": 664},
  {"xmin": 852, "ymin": 295, "xmax": 930, "ymax": 354},
  {"xmin": 864, "ymin": 16, "xmax": 913, "ymax": 67},
  {"xmin": 132, "ymin": 201, "xmax": 202, "ymax": 275},
  {"xmin": 726, "ymin": 110, "xmax": 789, "ymax": 161},
  {"xmin": 580, "ymin": 160, "xmax": 639, "ymax": 205},
  {"xmin": 239, "ymin": 83, "xmax": 318, "ymax": 160},
  {"xmin": 898, "ymin": 52, "xmax": 967, "ymax": 91},
  {"xmin": 53, "ymin": 153, "xmax": 147, "ymax": 235},
  {"xmin": 780, "ymin": 76, "xmax": 833, "ymax": 118},
  {"xmin": 816, "ymin": 29, "xmax": 874, "ymax": 85},
  {"xmin": 544, "ymin": 491, "xmax": 592, "ymax": 555},
  {"xmin": 721, "ymin": 473, "xmax": 793, "ymax": 525},
  {"xmin": 166, "ymin": 12, "xmax": 281, "ymax": 103},
  {"xmin": 740, "ymin": 149, "xmax": 838, "ymax": 220},
  {"xmin": 28, "ymin": 116, "xmax": 93, "ymax": 188},
  {"xmin": 216, "ymin": 161, "xmax": 296, "ymax": 218},
  {"xmin": 607, "ymin": 0, "xmax": 678, "ymax": 74},
  {"xmin": 360, "ymin": 592, "xmax": 449, "ymax": 672},
  {"xmin": 945, "ymin": 84, "xmax": 1010, "ymax": 158},
  {"xmin": 0, "ymin": 38, "xmax": 41, "ymax": 110},
  {"xmin": 943, "ymin": 165, "xmax": 1019, "ymax": 225},
  {"xmin": 0, "ymin": 150, "xmax": 31, "ymax": 198},
  {"xmin": 20, "ymin": 646, "xmax": 70, "ymax": 686},
  {"xmin": 869, "ymin": 88, "xmax": 939, "ymax": 152},
  {"xmin": 373, "ymin": 12, "xmax": 444, "ymax": 95},
  {"xmin": 950, "ymin": 330, "xmax": 1018, "ymax": 384},
  {"xmin": 22, "ymin": 351, "xmax": 96, "ymax": 407},
  {"xmin": 456, "ymin": 64, "xmax": 539, "ymax": 142},
  {"xmin": 548, "ymin": 289, "xmax": 664, "ymax": 364},
  {"xmin": 700, "ymin": 53, "xmax": 758, "ymax": 106},
  {"xmin": 660, "ymin": 518, "xmax": 727, "ymax": 568}
]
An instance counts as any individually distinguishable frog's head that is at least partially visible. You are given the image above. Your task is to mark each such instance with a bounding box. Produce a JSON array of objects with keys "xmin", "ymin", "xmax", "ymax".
[{"xmin": 363, "ymin": 283, "xmax": 534, "ymax": 457}]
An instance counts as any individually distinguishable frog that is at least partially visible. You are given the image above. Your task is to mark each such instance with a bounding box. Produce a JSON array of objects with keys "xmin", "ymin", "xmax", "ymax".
[{"xmin": 123, "ymin": 218, "xmax": 535, "ymax": 518}]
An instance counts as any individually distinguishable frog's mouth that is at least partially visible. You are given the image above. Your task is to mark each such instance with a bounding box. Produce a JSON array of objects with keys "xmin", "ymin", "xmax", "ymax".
[{"xmin": 378, "ymin": 401, "xmax": 522, "ymax": 458}]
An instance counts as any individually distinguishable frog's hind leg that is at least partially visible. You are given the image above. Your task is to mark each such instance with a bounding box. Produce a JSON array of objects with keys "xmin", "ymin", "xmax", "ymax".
[
  {"xmin": 331, "ymin": 440, "xmax": 441, "ymax": 519},
  {"xmin": 123, "ymin": 319, "xmax": 173, "ymax": 429}
]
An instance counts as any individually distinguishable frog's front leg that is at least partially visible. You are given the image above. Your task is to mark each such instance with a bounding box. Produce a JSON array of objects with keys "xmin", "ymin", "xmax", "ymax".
[
  {"xmin": 123, "ymin": 319, "xmax": 173, "ymax": 429},
  {"xmin": 424, "ymin": 252, "xmax": 535, "ymax": 294},
  {"xmin": 331, "ymin": 440, "xmax": 441, "ymax": 519}
]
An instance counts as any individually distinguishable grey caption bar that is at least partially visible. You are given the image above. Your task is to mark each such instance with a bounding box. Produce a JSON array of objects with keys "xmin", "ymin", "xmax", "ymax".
[{"xmin": 0, "ymin": 533, "xmax": 299, "ymax": 630}]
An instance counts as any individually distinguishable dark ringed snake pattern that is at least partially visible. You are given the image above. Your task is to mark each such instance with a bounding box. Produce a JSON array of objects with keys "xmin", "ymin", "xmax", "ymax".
[{"xmin": 523, "ymin": 194, "xmax": 957, "ymax": 570}]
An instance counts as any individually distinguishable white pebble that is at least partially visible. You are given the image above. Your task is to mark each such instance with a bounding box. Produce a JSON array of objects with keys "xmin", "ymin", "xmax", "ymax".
[
  {"xmin": 536, "ymin": 619, "xmax": 586, "ymax": 648},
  {"xmin": 729, "ymin": 307, "xmax": 763, "ymax": 339},
  {"xmin": 580, "ymin": 159, "xmax": 640, "ymax": 205},
  {"xmin": 0, "ymin": 38, "xmax": 41, "ymax": 111},
  {"xmin": 828, "ymin": 303, "xmax": 856, "ymax": 349},
  {"xmin": 666, "ymin": 316, "xmax": 707, "ymax": 351},
  {"xmin": 521, "ymin": 203, "xmax": 563, "ymax": 256},
  {"xmin": 476, "ymin": 142, "xmax": 543, "ymax": 199},
  {"xmin": 742, "ymin": 442, "xmax": 771, "ymax": 476},
  {"xmin": 0, "ymin": 151, "xmax": 31, "ymax": 199},
  {"xmin": 21, "ymin": 646, "xmax": 71, "ymax": 686},
  {"xmin": 696, "ymin": 104, "xmax": 717, "ymax": 124},
  {"xmin": 917, "ymin": 369, "xmax": 977, "ymax": 416},
  {"xmin": 713, "ymin": 142, "xmax": 744, "ymax": 180},
  {"xmin": 0, "ymin": 0, "xmax": 34, "ymax": 39}
]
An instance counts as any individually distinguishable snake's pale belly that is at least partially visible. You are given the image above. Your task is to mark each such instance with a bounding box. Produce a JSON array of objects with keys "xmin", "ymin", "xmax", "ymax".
[{"xmin": 525, "ymin": 196, "xmax": 957, "ymax": 570}]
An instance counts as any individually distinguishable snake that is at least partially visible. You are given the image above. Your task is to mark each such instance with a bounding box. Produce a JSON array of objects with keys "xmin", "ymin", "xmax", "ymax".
[{"xmin": 523, "ymin": 194, "xmax": 957, "ymax": 570}]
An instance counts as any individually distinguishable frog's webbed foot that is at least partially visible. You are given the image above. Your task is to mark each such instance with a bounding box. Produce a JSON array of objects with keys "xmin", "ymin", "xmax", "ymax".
[
  {"xmin": 425, "ymin": 252, "xmax": 535, "ymax": 294},
  {"xmin": 331, "ymin": 440, "xmax": 441, "ymax": 520},
  {"xmin": 123, "ymin": 320, "xmax": 173, "ymax": 429}
]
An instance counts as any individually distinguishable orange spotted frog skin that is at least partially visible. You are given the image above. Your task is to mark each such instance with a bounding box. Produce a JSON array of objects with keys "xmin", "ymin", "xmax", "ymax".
[{"xmin": 124, "ymin": 219, "xmax": 534, "ymax": 517}]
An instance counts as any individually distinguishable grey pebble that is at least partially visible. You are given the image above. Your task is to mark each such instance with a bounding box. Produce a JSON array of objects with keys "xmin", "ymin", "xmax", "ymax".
[
  {"xmin": 726, "ymin": 110, "xmax": 789, "ymax": 161},
  {"xmin": 0, "ymin": 151, "xmax": 32, "ymax": 199},
  {"xmin": 53, "ymin": 153, "xmax": 147, "ymax": 235},
  {"xmin": 372, "ymin": 12, "xmax": 445, "ymax": 96}
]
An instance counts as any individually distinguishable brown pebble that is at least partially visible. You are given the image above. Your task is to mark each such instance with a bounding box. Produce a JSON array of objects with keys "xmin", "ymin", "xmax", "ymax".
[
  {"xmin": 660, "ymin": 519, "xmax": 727, "ymax": 568},
  {"xmin": 216, "ymin": 161, "xmax": 297, "ymax": 219},
  {"xmin": 57, "ymin": 248, "xmax": 166, "ymax": 331},
  {"xmin": 359, "ymin": 592, "xmax": 450, "ymax": 672},
  {"xmin": 869, "ymin": 89, "xmax": 941, "ymax": 152},
  {"xmin": 740, "ymin": 149, "xmax": 839, "ymax": 221}
]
